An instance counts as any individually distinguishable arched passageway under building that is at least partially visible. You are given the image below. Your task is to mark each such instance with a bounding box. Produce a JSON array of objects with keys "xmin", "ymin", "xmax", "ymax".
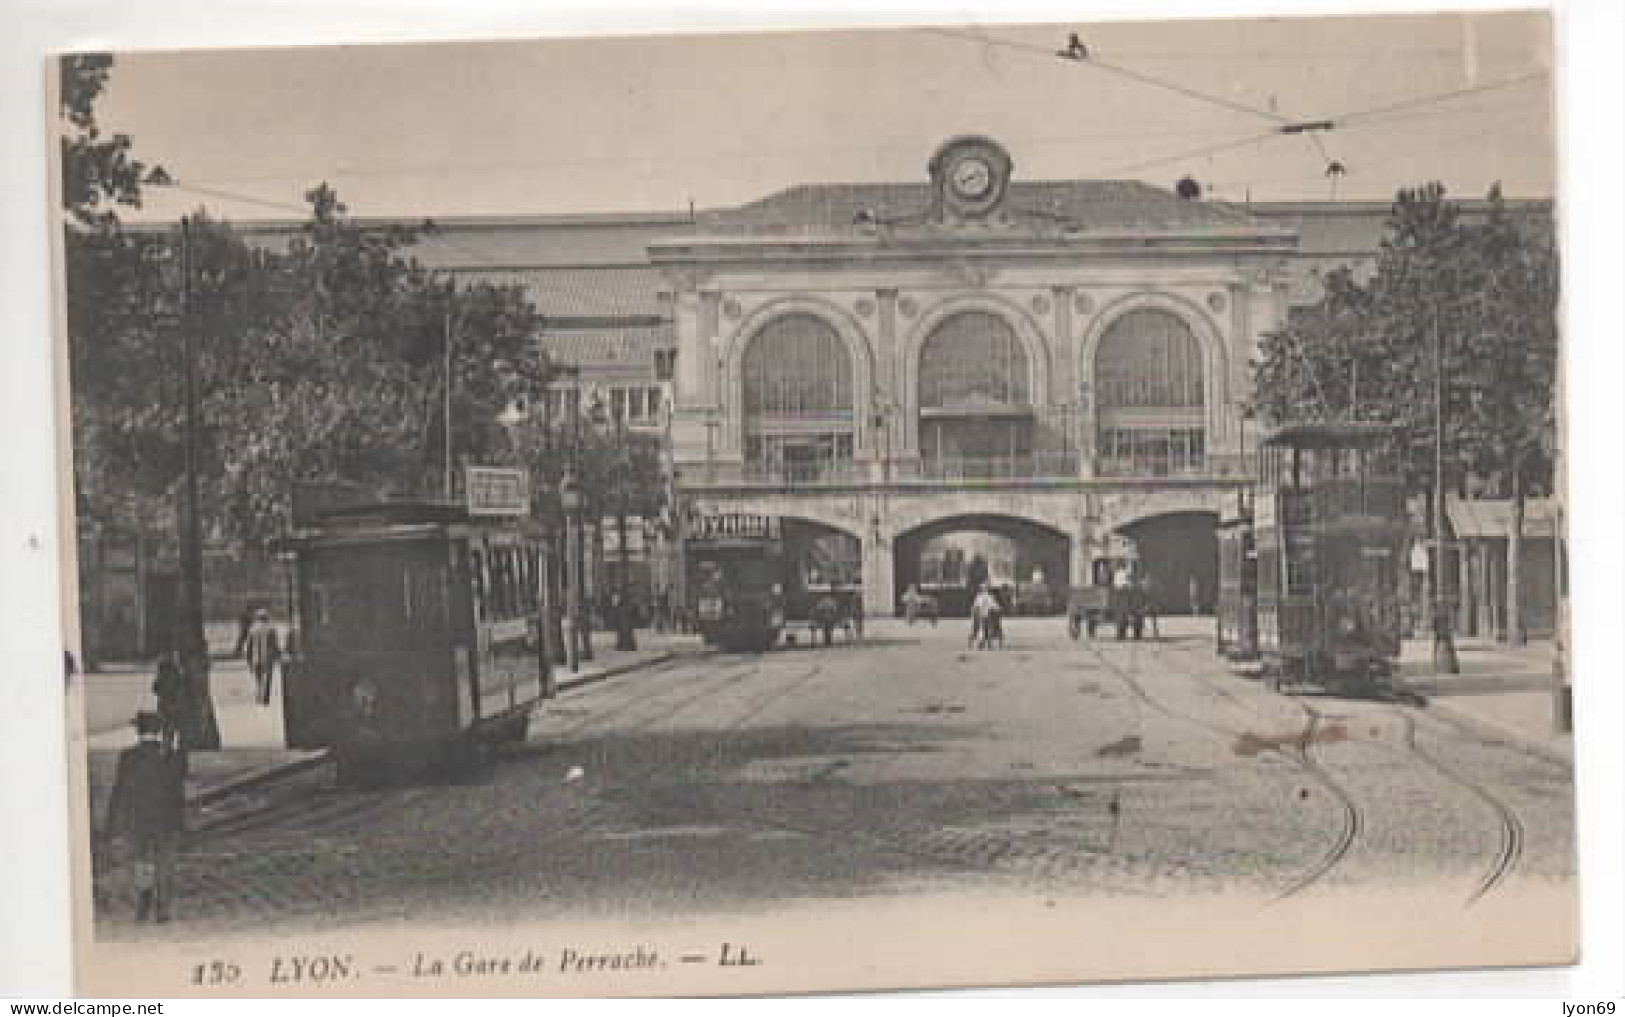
[
  {"xmin": 779, "ymin": 517, "xmax": 862, "ymax": 615},
  {"xmin": 894, "ymin": 514, "xmax": 1069, "ymax": 617},
  {"xmin": 1116, "ymin": 511, "xmax": 1219, "ymax": 617}
]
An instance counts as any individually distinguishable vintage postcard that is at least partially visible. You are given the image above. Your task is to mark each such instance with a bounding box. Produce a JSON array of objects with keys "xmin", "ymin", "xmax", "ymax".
[{"xmin": 53, "ymin": 10, "xmax": 1575, "ymax": 997}]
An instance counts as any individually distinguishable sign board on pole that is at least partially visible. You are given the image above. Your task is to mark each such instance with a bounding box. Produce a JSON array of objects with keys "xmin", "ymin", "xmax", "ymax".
[{"xmin": 465, "ymin": 466, "xmax": 531, "ymax": 517}]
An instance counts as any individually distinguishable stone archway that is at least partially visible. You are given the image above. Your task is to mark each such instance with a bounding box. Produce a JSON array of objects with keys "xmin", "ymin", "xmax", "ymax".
[
  {"xmin": 1114, "ymin": 510, "xmax": 1221, "ymax": 618},
  {"xmin": 893, "ymin": 513, "xmax": 1071, "ymax": 617}
]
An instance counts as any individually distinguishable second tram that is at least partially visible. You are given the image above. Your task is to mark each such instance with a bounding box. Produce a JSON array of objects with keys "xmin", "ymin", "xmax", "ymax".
[
  {"xmin": 281, "ymin": 498, "xmax": 552, "ymax": 785},
  {"xmin": 685, "ymin": 513, "xmax": 787, "ymax": 652},
  {"xmin": 1254, "ymin": 422, "xmax": 1407, "ymax": 694}
]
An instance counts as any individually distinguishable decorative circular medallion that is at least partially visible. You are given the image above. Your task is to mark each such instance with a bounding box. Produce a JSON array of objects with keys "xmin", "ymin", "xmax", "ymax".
[
  {"xmin": 898, "ymin": 295, "xmax": 918, "ymax": 318},
  {"xmin": 722, "ymin": 298, "xmax": 743, "ymax": 320},
  {"xmin": 855, "ymin": 297, "xmax": 876, "ymax": 318},
  {"xmin": 1073, "ymin": 293, "xmax": 1095, "ymax": 315},
  {"xmin": 1031, "ymin": 294, "xmax": 1051, "ymax": 316},
  {"xmin": 1207, "ymin": 291, "xmax": 1228, "ymax": 313}
]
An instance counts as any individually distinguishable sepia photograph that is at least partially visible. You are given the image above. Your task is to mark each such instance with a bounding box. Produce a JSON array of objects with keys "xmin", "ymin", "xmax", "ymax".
[{"xmin": 29, "ymin": 4, "xmax": 1599, "ymax": 998}]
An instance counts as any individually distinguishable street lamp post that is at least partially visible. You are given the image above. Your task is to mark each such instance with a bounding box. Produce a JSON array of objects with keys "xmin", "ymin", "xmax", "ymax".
[
  {"xmin": 613, "ymin": 400, "xmax": 638, "ymax": 652},
  {"xmin": 570, "ymin": 387, "xmax": 594, "ymax": 663},
  {"xmin": 1431, "ymin": 306, "xmax": 1461, "ymax": 674},
  {"xmin": 560, "ymin": 466, "xmax": 581, "ymax": 674}
]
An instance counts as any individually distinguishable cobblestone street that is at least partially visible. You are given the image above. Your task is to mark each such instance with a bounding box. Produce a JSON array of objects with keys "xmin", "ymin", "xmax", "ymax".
[{"xmin": 91, "ymin": 618, "xmax": 1576, "ymax": 939}]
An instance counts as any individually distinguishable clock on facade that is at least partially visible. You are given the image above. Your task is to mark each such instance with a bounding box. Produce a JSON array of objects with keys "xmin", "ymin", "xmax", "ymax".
[
  {"xmin": 929, "ymin": 135, "xmax": 1013, "ymax": 222},
  {"xmin": 949, "ymin": 156, "xmax": 994, "ymax": 200}
]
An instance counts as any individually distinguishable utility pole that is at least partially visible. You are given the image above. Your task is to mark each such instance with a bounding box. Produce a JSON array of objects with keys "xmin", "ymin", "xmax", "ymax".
[
  {"xmin": 177, "ymin": 215, "xmax": 221, "ymax": 750},
  {"xmin": 570, "ymin": 386, "xmax": 593, "ymax": 663},
  {"xmin": 614, "ymin": 401, "xmax": 637, "ymax": 651},
  {"xmin": 443, "ymin": 310, "xmax": 456, "ymax": 501},
  {"xmin": 1431, "ymin": 306, "xmax": 1460, "ymax": 674}
]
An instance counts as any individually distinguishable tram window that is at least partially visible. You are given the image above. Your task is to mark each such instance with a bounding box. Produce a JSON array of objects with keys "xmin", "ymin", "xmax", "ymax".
[
  {"xmin": 470, "ymin": 550, "xmax": 488, "ymax": 622},
  {"xmin": 492, "ymin": 548, "xmax": 512, "ymax": 619}
]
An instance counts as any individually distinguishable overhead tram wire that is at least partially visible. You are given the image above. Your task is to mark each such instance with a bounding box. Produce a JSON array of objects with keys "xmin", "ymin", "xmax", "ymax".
[
  {"xmin": 918, "ymin": 25, "xmax": 1290, "ymax": 127},
  {"xmin": 151, "ymin": 177, "xmax": 648, "ymax": 321},
  {"xmin": 920, "ymin": 25, "xmax": 1549, "ymax": 186}
]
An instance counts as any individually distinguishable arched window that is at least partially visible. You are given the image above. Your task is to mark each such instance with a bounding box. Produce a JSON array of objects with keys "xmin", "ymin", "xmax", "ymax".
[
  {"xmin": 916, "ymin": 312, "xmax": 1035, "ymax": 476},
  {"xmin": 741, "ymin": 313, "xmax": 855, "ymax": 482},
  {"xmin": 919, "ymin": 311, "xmax": 1028, "ymax": 409},
  {"xmin": 1094, "ymin": 308, "xmax": 1206, "ymax": 476}
]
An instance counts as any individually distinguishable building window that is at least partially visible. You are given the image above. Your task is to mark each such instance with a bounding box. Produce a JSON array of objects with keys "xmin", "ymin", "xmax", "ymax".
[
  {"xmin": 917, "ymin": 311, "xmax": 1033, "ymax": 469},
  {"xmin": 919, "ymin": 311, "xmax": 1028, "ymax": 409},
  {"xmin": 1094, "ymin": 308, "xmax": 1206, "ymax": 475},
  {"xmin": 742, "ymin": 313, "xmax": 854, "ymax": 481}
]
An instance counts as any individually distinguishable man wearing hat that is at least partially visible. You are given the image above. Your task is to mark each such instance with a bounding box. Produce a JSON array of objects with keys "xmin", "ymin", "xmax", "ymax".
[
  {"xmin": 104, "ymin": 711, "xmax": 185, "ymax": 923},
  {"xmin": 244, "ymin": 608, "xmax": 282, "ymax": 706}
]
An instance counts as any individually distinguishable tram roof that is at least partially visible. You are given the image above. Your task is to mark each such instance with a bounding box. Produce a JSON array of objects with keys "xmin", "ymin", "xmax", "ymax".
[{"xmin": 1260, "ymin": 421, "xmax": 1399, "ymax": 449}]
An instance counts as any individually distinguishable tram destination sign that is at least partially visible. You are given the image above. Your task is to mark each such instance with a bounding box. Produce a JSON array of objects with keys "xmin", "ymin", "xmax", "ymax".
[
  {"xmin": 688, "ymin": 512, "xmax": 781, "ymax": 542},
  {"xmin": 465, "ymin": 466, "xmax": 531, "ymax": 517}
]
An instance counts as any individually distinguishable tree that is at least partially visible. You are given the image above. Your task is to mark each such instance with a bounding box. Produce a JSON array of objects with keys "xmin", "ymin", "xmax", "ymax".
[
  {"xmin": 59, "ymin": 53, "xmax": 169, "ymax": 228},
  {"xmin": 1251, "ymin": 182, "xmax": 1561, "ymax": 648}
]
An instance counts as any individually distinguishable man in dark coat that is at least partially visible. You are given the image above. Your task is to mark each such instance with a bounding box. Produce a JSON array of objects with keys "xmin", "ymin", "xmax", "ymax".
[
  {"xmin": 244, "ymin": 609, "xmax": 281, "ymax": 705},
  {"xmin": 104, "ymin": 711, "xmax": 186, "ymax": 923}
]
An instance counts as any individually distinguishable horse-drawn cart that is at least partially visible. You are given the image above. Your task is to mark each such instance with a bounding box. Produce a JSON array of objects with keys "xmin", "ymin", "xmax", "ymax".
[{"xmin": 1066, "ymin": 584, "xmax": 1149, "ymax": 641}]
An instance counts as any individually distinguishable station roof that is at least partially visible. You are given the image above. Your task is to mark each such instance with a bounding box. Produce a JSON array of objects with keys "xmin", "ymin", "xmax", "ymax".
[{"xmin": 700, "ymin": 180, "xmax": 1267, "ymax": 233}]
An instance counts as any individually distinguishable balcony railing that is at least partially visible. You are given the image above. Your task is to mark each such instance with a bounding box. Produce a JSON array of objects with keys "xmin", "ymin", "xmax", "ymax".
[
  {"xmin": 904, "ymin": 453, "xmax": 1080, "ymax": 481},
  {"xmin": 1092, "ymin": 453, "xmax": 1253, "ymax": 480},
  {"xmin": 691, "ymin": 452, "xmax": 1255, "ymax": 487},
  {"xmin": 737, "ymin": 459, "xmax": 864, "ymax": 486}
]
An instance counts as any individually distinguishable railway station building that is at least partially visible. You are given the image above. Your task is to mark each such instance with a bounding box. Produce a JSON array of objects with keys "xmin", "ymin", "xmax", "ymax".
[
  {"xmin": 80, "ymin": 136, "xmax": 1559, "ymax": 658},
  {"xmin": 655, "ymin": 135, "xmax": 1293, "ymax": 617}
]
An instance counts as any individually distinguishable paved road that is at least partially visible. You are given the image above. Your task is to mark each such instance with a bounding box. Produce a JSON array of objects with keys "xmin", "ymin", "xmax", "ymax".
[{"xmin": 92, "ymin": 618, "xmax": 1575, "ymax": 937}]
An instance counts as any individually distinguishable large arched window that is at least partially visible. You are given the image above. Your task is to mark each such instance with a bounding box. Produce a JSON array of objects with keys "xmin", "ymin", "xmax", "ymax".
[
  {"xmin": 1094, "ymin": 308, "xmax": 1206, "ymax": 476},
  {"xmin": 918, "ymin": 311, "xmax": 1028, "ymax": 409},
  {"xmin": 741, "ymin": 313, "xmax": 855, "ymax": 482},
  {"xmin": 917, "ymin": 311, "xmax": 1034, "ymax": 476}
]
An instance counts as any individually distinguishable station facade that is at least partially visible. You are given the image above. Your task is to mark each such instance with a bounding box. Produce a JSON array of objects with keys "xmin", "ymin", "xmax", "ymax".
[{"xmin": 654, "ymin": 136, "xmax": 1297, "ymax": 615}]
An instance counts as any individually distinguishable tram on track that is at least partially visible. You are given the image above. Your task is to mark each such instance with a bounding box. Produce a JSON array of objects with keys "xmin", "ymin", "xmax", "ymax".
[
  {"xmin": 1253, "ymin": 422, "xmax": 1407, "ymax": 695},
  {"xmin": 1215, "ymin": 489, "xmax": 1259, "ymax": 662},
  {"xmin": 282, "ymin": 496, "xmax": 551, "ymax": 785},
  {"xmin": 685, "ymin": 513, "xmax": 787, "ymax": 652}
]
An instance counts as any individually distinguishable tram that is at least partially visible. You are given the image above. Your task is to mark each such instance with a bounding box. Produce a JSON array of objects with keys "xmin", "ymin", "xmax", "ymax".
[
  {"xmin": 685, "ymin": 513, "xmax": 787, "ymax": 651},
  {"xmin": 281, "ymin": 497, "xmax": 551, "ymax": 785},
  {"xmin": 1214, "ymin": 489, "xmax": 1259, "ymax": 662},
  {"xmin": 1254, "ymin": 422, "xmax": 1407, "ymax": 694}
]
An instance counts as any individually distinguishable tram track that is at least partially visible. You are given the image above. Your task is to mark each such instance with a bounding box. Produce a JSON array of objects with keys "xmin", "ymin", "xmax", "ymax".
[
  {"xmin": 1148, "ymin": 637, "xmax": 1528, "ymax": 905},
  {"xmin": 1272, "ymin": 701, "xmax": 1363, "ymax": 901},
  {"xmin": 1080, "ymin": 638, "xmax": 1368, "ymax": 902},
  {"xmin": 1392, "ymin": 709, "xmax": 1525, "ymax": 904}
]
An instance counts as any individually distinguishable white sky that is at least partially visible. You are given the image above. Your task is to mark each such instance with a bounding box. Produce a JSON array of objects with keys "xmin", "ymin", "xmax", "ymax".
[{"xmin": 94, "ymin": 9, "xmax": 1557, "ymax": 222}]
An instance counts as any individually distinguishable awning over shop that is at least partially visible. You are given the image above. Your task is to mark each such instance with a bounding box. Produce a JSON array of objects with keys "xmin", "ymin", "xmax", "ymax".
[{"xmin": 1446, "ymin": 497, "xmax": 1561, "ymax": 539}]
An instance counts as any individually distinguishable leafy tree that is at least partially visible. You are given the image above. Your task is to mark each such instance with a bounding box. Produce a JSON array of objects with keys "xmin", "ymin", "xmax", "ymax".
[
  {"xmin": 59, "ymin": 53, "xmax": 169, "ymax": 228},
  {"xmin": 1251, "ymin": 182, "xmax": 1561, "ymax": 646}
]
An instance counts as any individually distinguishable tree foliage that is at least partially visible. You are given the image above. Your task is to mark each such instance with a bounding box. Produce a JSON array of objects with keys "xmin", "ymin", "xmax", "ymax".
[
  {"xmin": 61, "ymin": 56, "xmax": 559, "ymax": 550},
  {"xmin": 1251, "ymin": 182, "xmax": 1561, "ymax": 498}
]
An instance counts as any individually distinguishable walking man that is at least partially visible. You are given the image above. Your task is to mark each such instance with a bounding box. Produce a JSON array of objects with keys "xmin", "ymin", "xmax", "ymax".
[
  {"xmin": 245, "ymin": 608, "xmax": 281, "ymax": 706},
  {"xmin": 104, "ymin": 711, "xmax": 185, "ymax": 923}
]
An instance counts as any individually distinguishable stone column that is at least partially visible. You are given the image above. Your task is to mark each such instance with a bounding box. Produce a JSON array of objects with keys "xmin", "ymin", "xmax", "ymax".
[
  {"xmin": 1051, "ymin": 285, "xmax": 1076, "ymax": 466},
  {"xmin": 862, "ymin": 522, "xmax": 895, "ymax": 618},
  {"xmin": 874, "ymin": 288, "xmax": 899, "ymax": 481}
]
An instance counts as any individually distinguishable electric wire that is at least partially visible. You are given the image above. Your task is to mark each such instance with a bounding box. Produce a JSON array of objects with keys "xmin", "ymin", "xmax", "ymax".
[{"xmin": 918, "ymin": 25, "xmax": 1290, "ymax": 126}]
